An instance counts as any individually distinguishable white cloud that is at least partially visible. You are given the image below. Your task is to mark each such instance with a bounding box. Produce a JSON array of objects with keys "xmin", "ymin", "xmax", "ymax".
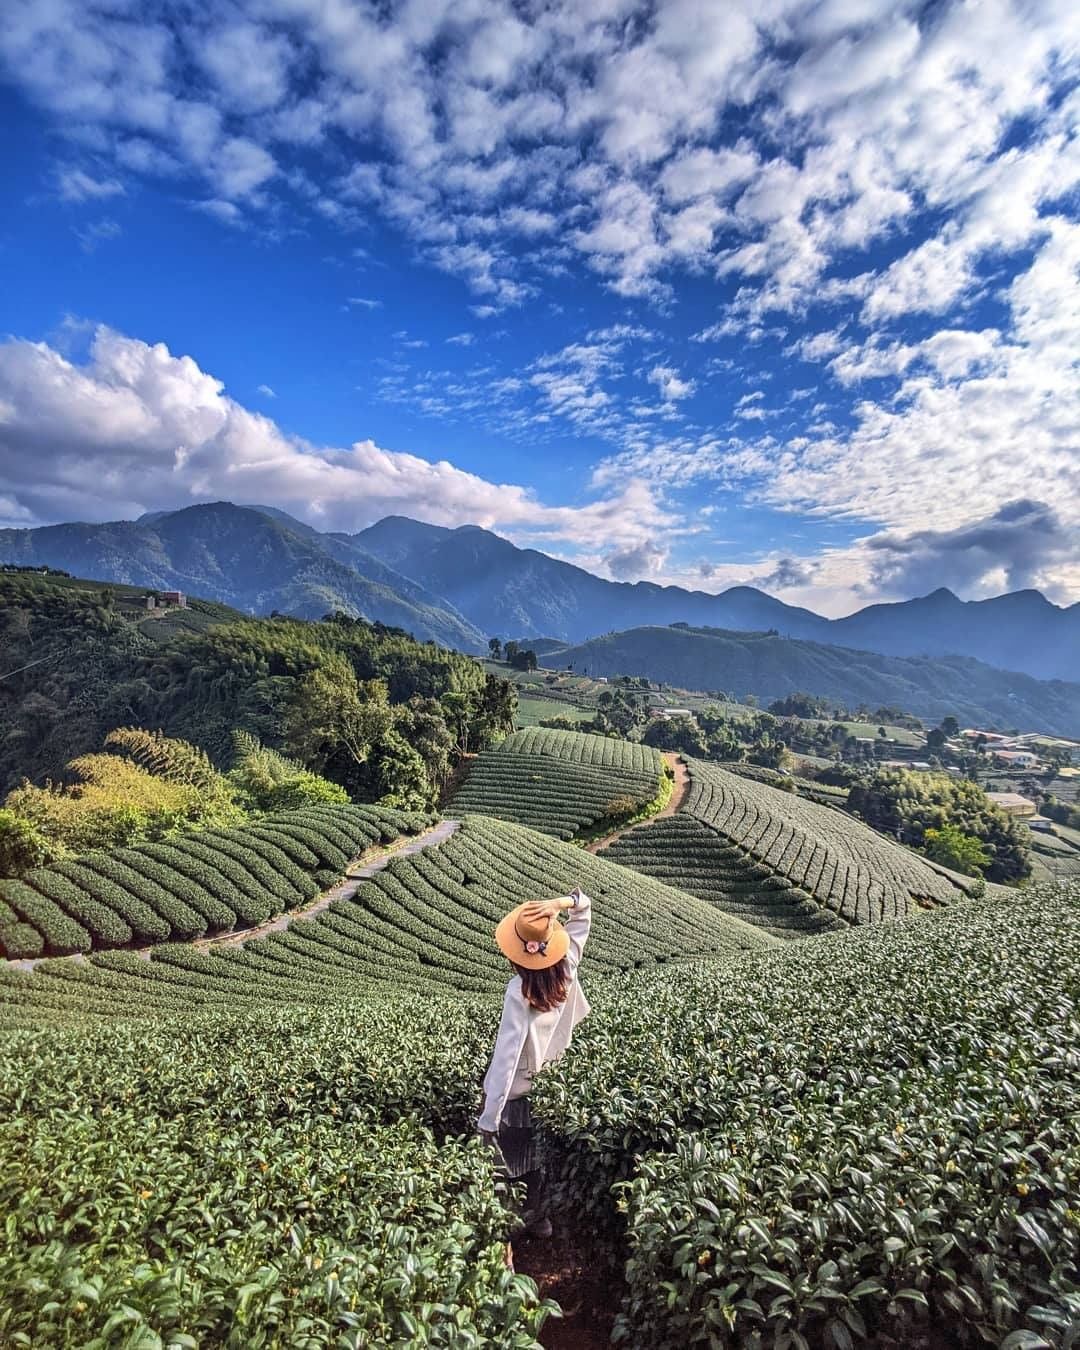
[
  {"xmin": 189, "ymin": 198, "xmax": 244, "ymax": 227},
  {"xmin": 257, "ymin": 384, "xmax": 277, "ymax": 398},
  {"xmin": 56, "ymin": 167, "xmax": 125, "ymax": 202},
  {"xmin": 446, "ymin": 332, "xmax": 476, "ymax": 346},
  {"xmin": 346, "ymin": 296, "xmax": 383, "ymax": 310},
  {"xmin": 605, "ymin": 537, "xmax": 668, "ymax": 581},
  {"xmin": 2, "ymin": 0, "xmax": 1076, "ymax": 306},
  {"xmin": 73, "ymin": 218, "xmax": 121, "ymax": 252},
  {"xmin": 0, "ymin": 325, "xmax": 675, "ymax": 557},
  {"xmin": 648, "ymin": 364, "xmax": 696, "ymax": 401}
]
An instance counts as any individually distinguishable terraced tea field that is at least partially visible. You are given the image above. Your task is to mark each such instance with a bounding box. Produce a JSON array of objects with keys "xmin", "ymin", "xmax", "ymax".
[
  {"xmin": 0, "ymin": 814, "xmax": 771, "ymax": 1027},
  {"xmin": 599, "ymin": 759, "xmax": 977, "ymax": 938},
  {"xmin": 536, "ymin": 883, "xmax": 1080, "ymax": 1348},
  {"xmin": 450, "ymin": 727, "xmax": 665, "ymax": 838},
  {"xmin": 2, "ymin": 726, "xmax": 1075, "ymax": 1349},
  {"xmin": 0, "ymin": 804, "xmax": 427, "ymax": 958}
]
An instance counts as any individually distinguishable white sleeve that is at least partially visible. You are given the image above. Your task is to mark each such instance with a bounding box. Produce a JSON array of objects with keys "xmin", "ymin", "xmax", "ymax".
[
  {"xmin": 478, "ymin": 981, "xmax": 530, "ymax": 1132},
  {"xmin": 565, "ymin": 889, "xmax": 592, "ymax": 974}
]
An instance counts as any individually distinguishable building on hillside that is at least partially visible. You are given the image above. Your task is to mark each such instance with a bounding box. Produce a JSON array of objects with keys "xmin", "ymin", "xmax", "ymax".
[
  {"xmin": 986, "ymin": 791, "xmax": 1037, "ymax": 817},
  {"xmin": 961, "ymin": 729, "xmax": 1009, "ymax": 744},
  {"xmin": 144, "ymin": 590, "xmax": 189, "ymax": 612},
  {"xmin": 992, "ymin": 749, "xmax": 1041, "ymax": 770},
  {"xmin": 1029, "ymin": 817, "xmax": 1055, "ymax": 833},
  {"xmin": 162, "ymin": 590, "xmax": 187, "ymax": 607},
  {"xmin": 662, "ymin": 708, "xmax": 693, "ymax": 718}
]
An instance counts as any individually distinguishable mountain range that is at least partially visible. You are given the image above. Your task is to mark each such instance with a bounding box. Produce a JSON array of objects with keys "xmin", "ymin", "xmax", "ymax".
[
  {"xmin": 544, "ymin": 625, "xmax": 1080, "ymax": 739},
  {"xmin": 1, "ymin": 500, "xmax": 1076, "ymax": 700}
]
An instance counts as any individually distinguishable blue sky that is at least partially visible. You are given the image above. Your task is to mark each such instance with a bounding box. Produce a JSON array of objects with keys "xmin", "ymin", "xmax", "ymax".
[{"xmin": 0, "ymin": 0, "xmax": 1078, "ymax": 616}]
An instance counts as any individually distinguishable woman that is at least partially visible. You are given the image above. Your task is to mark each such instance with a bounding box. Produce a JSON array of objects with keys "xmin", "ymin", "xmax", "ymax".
[{"xmin": 478, "ymin": 884, "xmax": 592, "ymax": 1238}]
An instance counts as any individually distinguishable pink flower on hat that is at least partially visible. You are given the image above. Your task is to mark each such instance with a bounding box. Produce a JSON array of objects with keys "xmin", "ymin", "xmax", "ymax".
[{"xmin": 525, "ymin": 940, "xmax": 541, "ymax": 954}]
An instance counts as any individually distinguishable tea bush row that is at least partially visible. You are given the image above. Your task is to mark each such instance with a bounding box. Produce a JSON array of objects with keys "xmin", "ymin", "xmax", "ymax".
[
  {"xmin": 534, "ymin": 884, "xmax": 1080, "ymax": 1348},
  {"xmin": 0, "ymin": 997, "xmax": 555, "ymax": 1347},
  {"xmin": 451, "ymin": 730, "xmax": 663, "ymax": 839},
  {"xmin": 684, "ymin": 760, "xmax": 977, "ymax": 925},
  {"xmin": 601, "ymin": 814, "xmax": 846, "ymax": 940},
  {"xmin": 0, "ymin": 816, "xmax": 773, "ymax": 1027},
  {"xmin": 498, "ymin": 728, "xmax": 662, "ymax": 775},
  {"xmin": 0, "ymin": 805, "xmax": 422, "ymax": 958}
]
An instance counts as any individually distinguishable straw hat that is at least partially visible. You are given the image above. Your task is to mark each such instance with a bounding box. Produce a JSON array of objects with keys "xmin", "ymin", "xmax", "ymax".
[{"xmin": 495, "ymin": 900, "xmax": 570, "ymax": 970}]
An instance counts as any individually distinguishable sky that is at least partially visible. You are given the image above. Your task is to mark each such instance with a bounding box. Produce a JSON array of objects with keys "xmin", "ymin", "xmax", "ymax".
[{"xmin": 0, "ymin": 0, "xmax": 1078, "ymax": 618}]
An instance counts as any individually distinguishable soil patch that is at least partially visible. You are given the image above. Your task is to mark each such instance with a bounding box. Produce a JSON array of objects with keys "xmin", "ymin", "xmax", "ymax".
[
  {"xmin": 585, "ymin": 752, "xmax": 689, "ymax": 855},
  {"xmin": 515, "ymin": 1217, "xmax": 619, "ymax": 1350}
]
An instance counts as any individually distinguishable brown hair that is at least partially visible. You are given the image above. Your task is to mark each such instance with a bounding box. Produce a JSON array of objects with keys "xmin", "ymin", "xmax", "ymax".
[{"xmin": 512, "ymin": 957, "xmax": 570, "ymax": 1012}]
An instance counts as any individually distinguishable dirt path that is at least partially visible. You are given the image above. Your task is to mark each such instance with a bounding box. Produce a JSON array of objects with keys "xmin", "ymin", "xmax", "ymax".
[
  {"xmin": 9, "ymin": 820, "xmax": 461, "ymax": 971},
  {"xmin": 196, "ymin": 818, "xmax": 460, "ymax": 948},
  {"xmin": 584, "ymin": 752, "xmax": 689, "ymax": 855},
  {"xmin": 515, "ymin": 1220, "xmax": 620, "ymax": 1349}
]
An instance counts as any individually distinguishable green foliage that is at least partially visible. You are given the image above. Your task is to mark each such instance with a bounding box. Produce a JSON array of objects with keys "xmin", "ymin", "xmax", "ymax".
[
  {"xmin": 0, "ymin": 809, "xmax": 58, "ymax": 878},
  {"xmin": 227, "ymin": 729, "xmax": 349, "ymax": 813},
  {"xmin": 534, "ymin": 886, "xmax": 1080, "ymax": 1348},
  {"xmin": 0, "ymin": 579, "xmax": 516, "ymax": 813},
  {"xmin": 922, "ymin": 823, "xmax": 992, "ymax": 877},
  {"xmin": 0, "ymin": 1004, "xmax": 554, "ymax": 1347},
  {"xmin": 601, "ymin": 760, "xmax": 978, "ymax": 940},
  {"xmin": 103, "ymin": 726, "xmax": 224, "ymax": 790},
  {"xmin": 0, "ymin": 806, "xmax": 418, "ymax": 955},
  {"xmin": 450, "ymin": 729, "xmax": 666, "ymax": 839},
  {"xmin": 848, "ymin": 768, "xmax": 1031, "ymax": 884}
]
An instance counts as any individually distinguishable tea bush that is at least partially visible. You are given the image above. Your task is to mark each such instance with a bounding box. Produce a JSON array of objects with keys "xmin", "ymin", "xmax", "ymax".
[
  {"xmin": 534, "ymin": 884, "xmax": 1080, "ymax": 1348},
  {"xmin": 0, "ymin": 805, "xmax": 422, "ymax": 958},
  {"xmin": 0, "ymin": 815, "xmax": 772, "ymax": 1024},
  {"xmin": 0, "ymin": 999, "xmax": 555, "ymax": 1347},
  {"xmin": 450, "ymin": 728, "xmax": 665, "ymax": 838},
  {"xmin": 601, "ymin": 760, "xmax": 981, "ymax": 939}
]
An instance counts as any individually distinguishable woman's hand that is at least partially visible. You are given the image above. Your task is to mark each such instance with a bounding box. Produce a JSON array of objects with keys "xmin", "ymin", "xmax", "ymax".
[{"xmin": 522, "ymin": 897, "xmax": 567, "ymax": 922}]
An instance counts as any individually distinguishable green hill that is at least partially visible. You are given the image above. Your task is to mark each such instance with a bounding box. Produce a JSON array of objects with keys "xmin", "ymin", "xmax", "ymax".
[
  {"xmin": 0, "ymin": 572, "xmax": 501, "ymax": 796},
  {"xmin": 0, "ymin": 827, "xmax": 1073, "ymax": 1345},
  {"xmin": 599, "ymin": 759, "xmax": 978, "ymax": 938},
  {"xmin": 0, "ymin": 804, "xmax": 424, "ymax": 959},
  {"xmin": 552, "ymin": 623, "xmax": 1080, "ymax": 737},
  {"xmin": 0, "ymin": 502, "xmax": 487, "ymax": 652},
  {"xmin": 449, "ymin": 727, "xmax": 666, "ymax": 839}
]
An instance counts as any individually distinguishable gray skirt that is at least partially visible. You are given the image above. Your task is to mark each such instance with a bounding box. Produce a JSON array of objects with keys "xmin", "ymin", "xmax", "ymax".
[{"xmin": 497, "ymin": 1096, "xmax": 537, "ymax": 1179}]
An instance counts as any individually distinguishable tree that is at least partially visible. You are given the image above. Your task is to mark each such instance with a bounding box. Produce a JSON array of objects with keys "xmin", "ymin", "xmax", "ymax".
[
  {"xmin": 504, "ymin": 640, "xmax": 520, "ymax": 662},
  {"xmin": 941, "ymin": 715, "xmax": 960, "ymax": 739},
  {"xmin": 922, "ymin": 823, "xmax": 990, "ymax": 877},
  {"xmin": 926, "ymin": 727, "xmax": 947, "ymax": 752},
  {"xmin": 488, "ymin": 637, "xmax": 502, "ymax": 660},
  {"xmin": 509, "ymin": 648, "xmax": 537, "ymax": 672},
  {"xmin": 0, "ymin": 809, "xmax": 57, "ymax": 878}
]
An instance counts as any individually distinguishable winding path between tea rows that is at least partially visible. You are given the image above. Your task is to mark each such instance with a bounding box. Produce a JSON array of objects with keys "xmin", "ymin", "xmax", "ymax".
[{"xmin": 584, "ymin": 751, "xmax": 689, "ymax": 855}]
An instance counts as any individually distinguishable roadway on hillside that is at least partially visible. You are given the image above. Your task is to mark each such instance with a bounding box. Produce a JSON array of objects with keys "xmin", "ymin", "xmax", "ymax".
[{"xmin": 584, "ymin": 752, "xmax": 689, "ymax": 855}]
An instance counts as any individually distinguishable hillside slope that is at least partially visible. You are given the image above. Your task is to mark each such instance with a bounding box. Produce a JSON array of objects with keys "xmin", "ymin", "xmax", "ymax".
[
  {"xmin": 449, "ymin": 728, "xmax": 666, "ymax": 839},
  {"xmin": 549, "ymin": 623, "xmax": 1080, "ymax": 735},
  {"xmin": 0, "ymin": 503, "xmax": 486, "ymax": 651},
  {"xmin": 600, "ymin": 759, "xmax": 977, "ymax": 938}
]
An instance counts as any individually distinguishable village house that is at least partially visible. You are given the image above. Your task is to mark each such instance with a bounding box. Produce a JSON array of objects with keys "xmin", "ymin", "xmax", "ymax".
[{"xmin": 986, "ymin": 791, "xmax": 1037, "ymax": 818}]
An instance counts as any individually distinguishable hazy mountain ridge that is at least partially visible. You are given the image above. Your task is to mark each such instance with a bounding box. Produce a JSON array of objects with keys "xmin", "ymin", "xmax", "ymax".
[
  {"xmin": 3, "ymin": 505, "xmax": 1076, "ymax": 688},
  {"xmin": 0, "ymin": 504, "xmax": 487, "ymax": 652},
  {"xmin": 354, "ymin": 517, "xmax": 1079, "ymax": 682},
  {"xmin": 544, "ymin": 625, "xmax": 1080, "ymax": 737}
]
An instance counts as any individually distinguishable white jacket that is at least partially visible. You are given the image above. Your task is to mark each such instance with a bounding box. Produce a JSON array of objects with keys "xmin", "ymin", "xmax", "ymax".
[{"xmin": 478, "ymin": 891, "xmax": 592, "ymax": 1132}]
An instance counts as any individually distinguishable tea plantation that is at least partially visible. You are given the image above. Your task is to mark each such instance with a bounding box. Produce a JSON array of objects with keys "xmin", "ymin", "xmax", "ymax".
[
  {"xmin": 1, "ymin": 725, "xmax": 1077, "ymax": 1348},
  {"xmin": 600, "ymin": 759, "xmax": 980, "ymax": 939},
  {"xmin": 0, "ymin": 804, "xmax": 430, "ymax": 958},
  {"xmin": 535, "ymin": 884, "xmax": 1080, "ymax": 1348},
  {"xmin": 449, "ymin": 727, "xmax": 665, "ymax": 838}
]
